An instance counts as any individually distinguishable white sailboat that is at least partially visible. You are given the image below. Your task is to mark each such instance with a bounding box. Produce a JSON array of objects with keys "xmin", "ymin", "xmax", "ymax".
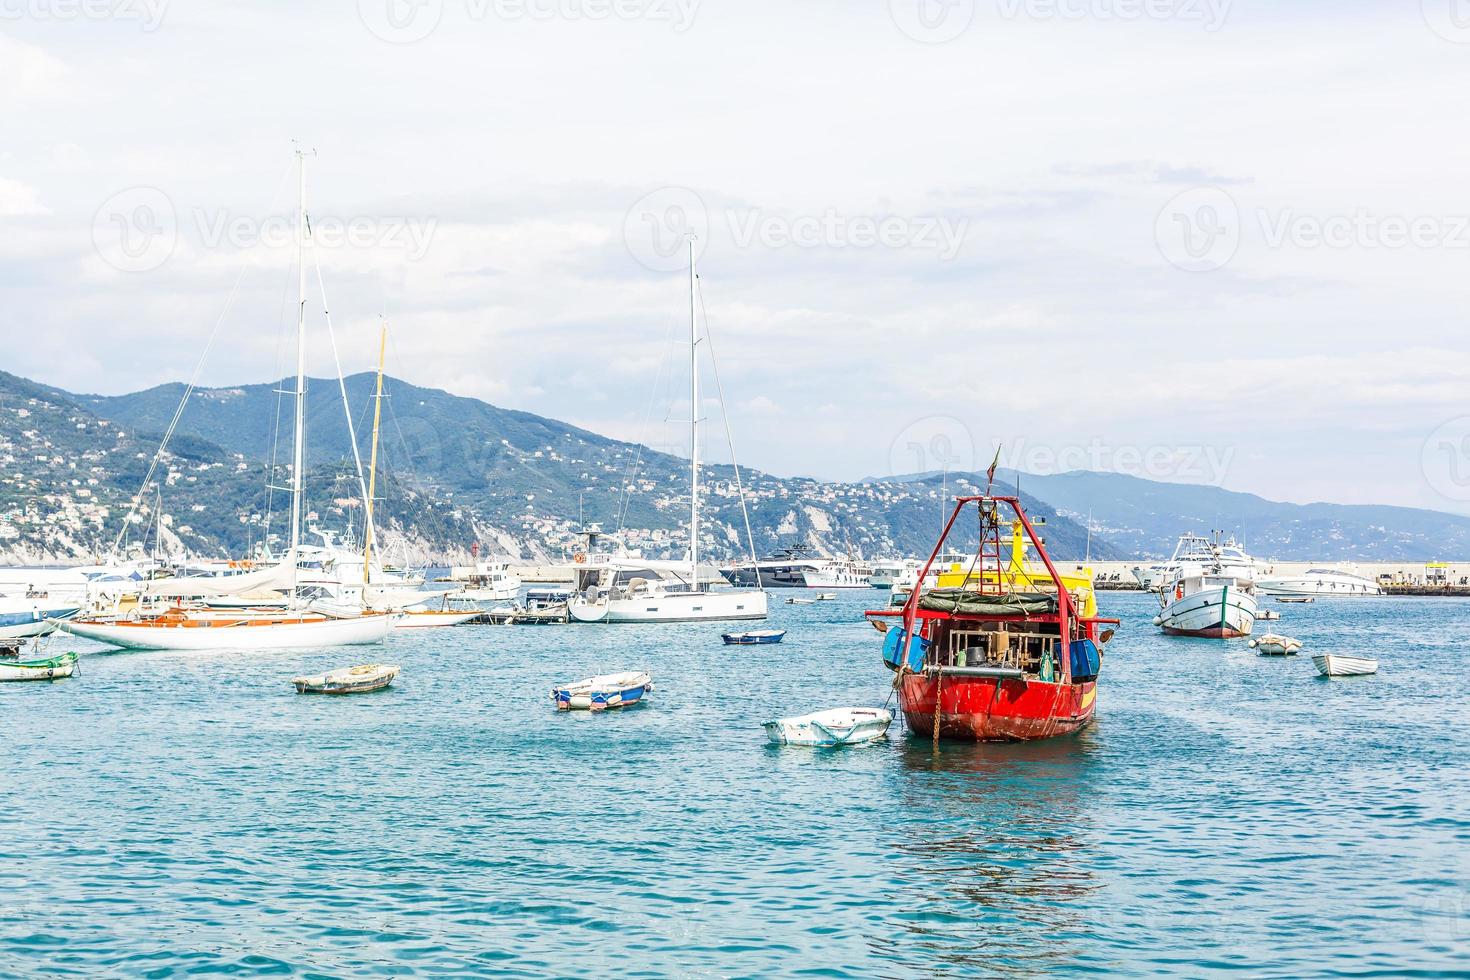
[
  {"xmin": 568, "ymin": 241, "xmax": 768, "ymax": 625},
  {"xmin": 60, "ymin": 150, "xmax": 391, "ymax": 652}
]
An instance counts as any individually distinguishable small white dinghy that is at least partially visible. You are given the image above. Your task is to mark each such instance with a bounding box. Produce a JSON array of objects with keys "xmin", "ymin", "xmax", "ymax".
[
  {"xmin": 392, "ymin": 610, "xmax": 479, "ymax": 629},
  {"xmin": 293, "ymin": 663, "xmax": 400, "ymax": 694},
  {"xmin": 1248, "ymin": 633, "xmax": 1303, "ymax": 656},
  {"xmin": 815, "ymin": 593, "xmax": 838, "ymax": 601},
  {"xmin": 1257, "ymin": 609, "xmax": 1281, "ymax": 621},
  {"xmin": 1313, "ymin": 654, "xmax": 1379, "ymax": 677},
  {"xmin": 552, "ymin": 671, "xmax": 652, "ymax": 711},
  {"xmin": 787, "ymin": 597, "xmax": 817, "ymax": 605},
  {"xmin": 763, "ymin": 707, "xmax": 893, "ymax": 747}
]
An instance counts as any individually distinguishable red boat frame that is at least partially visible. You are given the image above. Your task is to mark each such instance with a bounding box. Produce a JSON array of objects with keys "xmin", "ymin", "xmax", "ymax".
[{"xmin": 866, "ymin": 495, "xmax": 1120, "ymax": 742}]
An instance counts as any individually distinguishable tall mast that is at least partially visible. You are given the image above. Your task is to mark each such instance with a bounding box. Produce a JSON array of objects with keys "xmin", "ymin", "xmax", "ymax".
[
  {"xmin": 688, "ymin": 237, "xmax": 699, "ymax": 590},
  {"xmin": 289, "ymin": 147, "xmax": 308, "ymax": 597},
  {"xmin": 363, "ymin": 321, "xmax": 387, "ymax": 587}
]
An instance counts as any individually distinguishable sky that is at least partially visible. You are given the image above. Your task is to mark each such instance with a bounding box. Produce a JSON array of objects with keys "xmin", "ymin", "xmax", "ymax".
[{"xmin": 3, "ymin": 0, "xmax": 1470, "ymax": 514}]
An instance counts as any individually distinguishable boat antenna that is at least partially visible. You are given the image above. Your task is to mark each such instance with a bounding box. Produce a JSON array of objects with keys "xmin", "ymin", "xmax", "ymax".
[{"xmin": 288, "ymin": 145, "xmax": 310, "ymax": 604}]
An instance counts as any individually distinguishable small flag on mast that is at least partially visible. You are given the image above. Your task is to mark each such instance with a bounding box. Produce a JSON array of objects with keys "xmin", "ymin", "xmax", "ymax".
[{"xmin": 986, "ymin": 445, "xmax": 1001, "ymax": 490}]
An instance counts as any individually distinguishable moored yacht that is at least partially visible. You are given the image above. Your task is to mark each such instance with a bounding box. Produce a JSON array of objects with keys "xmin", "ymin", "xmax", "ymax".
[
  {"xmin": 725, "ymin": 547, "xmax": 827, "ymax": 588},
  {"xmin": 801, "ymin": 559, "xmax": 876, "ymax": 589},
  {"xmin": 1255, "ymin": 567, "xmax": 1382, "ymax": 597},
  {"xmin": 1132, "ymin": 532, "xmax": 1258, "ymax": 590}
]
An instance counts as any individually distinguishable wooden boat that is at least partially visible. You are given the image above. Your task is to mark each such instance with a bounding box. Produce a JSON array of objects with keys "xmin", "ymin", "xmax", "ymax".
[
  {"xmin": 391, "ymin": 610, "xmax": 479, "ymax": 629},
  {"xmin": 61, "ymin": 609, "xmax": 392, "ymax": 651},
  {"xmin": 1248, "ymin": 633, "xmax": 1302, "ymax": 656},
  {"xmin": 722, "ymin": 629, "xmax": 787, "ymax": 645},
  {"xmin": 866, "ymin": 495, "xmax": 1118, "ymax": 742},
  {"xmin": 551, "ymin": 671, "xmax": 652, "ymax": 711},
  {"xmin": 1257, "ymin": 609, "xmax": 1280, "ymax": 621},
  {"xmin": 293, "ymin": 663, "xmax": 400, "ymax": 694},
  {"xmin": 1313, "ymin": 654, "xmax": 1378, "ymax": 676},
  {"xmin": 0, "ymin": 651, "xmax": 78, "ymax": 682},
  {"xmin": 763, "ymin": 707, "xmax": 892, "ymax": 746}
]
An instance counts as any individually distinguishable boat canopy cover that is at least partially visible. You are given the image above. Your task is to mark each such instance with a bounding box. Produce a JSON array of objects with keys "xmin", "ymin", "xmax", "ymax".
[{"xmin": 917, "ymin": 589, "xmax": 1058, "ymax": 617}]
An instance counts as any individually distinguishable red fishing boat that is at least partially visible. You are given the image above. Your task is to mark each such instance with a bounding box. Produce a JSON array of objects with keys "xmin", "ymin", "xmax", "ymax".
[{"xmin": 865, "ymin": 495, "xmax": 1118, "ymax": 742}]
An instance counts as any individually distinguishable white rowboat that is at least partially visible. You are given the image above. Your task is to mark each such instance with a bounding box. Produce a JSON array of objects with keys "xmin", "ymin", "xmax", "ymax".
[
  {"xmin": 1249, "ymin": 633, "xmax": 1303, "ymax": 656},
  {"xmin": 391, "ymin": 610, "xmax": 479, "ymax": 629},
  {"xmin": 1313, "ymin": 654, "xmax": 1378, "ymax": 677},
  {"xmin": 0, "ymin": 651, "xmax": 78, "ymax": 682},
  {"xmin": 763, "ymin": 707, "xmax": 893, "ymax": 747},
  {"xmin": 294, "ymin": 663, "xmax": 400, "ymax": 694}
]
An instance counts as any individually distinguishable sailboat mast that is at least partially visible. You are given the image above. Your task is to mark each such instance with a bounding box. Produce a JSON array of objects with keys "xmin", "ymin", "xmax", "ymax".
[
  {"xmin": 363, "ymin": 321, "xmax": 387, "ymax": 587},
  {"xmin": 688, "ymin": 237, "xmax": 699, "ymax": 589},
  {"xmin": 289, "ymin": 148, "xmax": 308, "ymax": 593}
]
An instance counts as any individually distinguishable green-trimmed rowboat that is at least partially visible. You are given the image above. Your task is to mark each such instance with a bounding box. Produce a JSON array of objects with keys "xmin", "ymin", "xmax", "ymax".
[{"xmin": 0, "ymin": 651, "xmax": 78, "ymax": 682}]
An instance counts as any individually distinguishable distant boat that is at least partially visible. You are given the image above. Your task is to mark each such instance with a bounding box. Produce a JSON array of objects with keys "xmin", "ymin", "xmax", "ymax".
[
  {"xmin": 1276, "ymin": 596, "xmax": 1315, "ymax": 604},
  {"xmin": 1257, "ymin": 609, "xmax": 1281, "ymax": 621},
  {"xmin": 1249, "ymin": 633, "xmax": 1303, "ymax": 656},
  {"xmin": 1313, "ymin": 654, "xmax": 1378, "ymax": 676},
  {"xmin": 787, "ymin": 597, "xmax": 817, "ymax": 605},
  {"xmin": 0, "ymin": 650, "xmax": 78, "ymax": 682},
  {"xmin": 763, "ymin": 707, "xmax": 892, "ymax": 747},
  {"xmin": 722, "ymin": 629, "xmax": 786, "ymax": 646},
  {"xmin": 1257, "ymin": 568, "xmax": 1381, "ymax": 597},
  {"xmin": 1132, "ymin": 533, "xmax": 1260, "ymax": 590},
  {"xmin": 814, "ymin": 593, "xmax": 838, "ymax": 601},
  {"xmin": 551, "ymin": 671, "xmax": 652, "ymax": 711},
  {"xmin": 0, "ymin": 593, "xmax": 81, "ymax": 639},
  {"xmin": 392, "ymin": 610, "xmax": 479, "ymax": 629},
  {"xmin": 293, "ymin": 663, "xmax": 400, "ymax": 694}
]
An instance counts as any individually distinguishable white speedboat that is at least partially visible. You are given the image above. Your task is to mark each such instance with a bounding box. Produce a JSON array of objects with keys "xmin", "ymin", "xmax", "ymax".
[
  {"xmin": 725, "ymin": 546, "xmax": 828, "ymax": 589},
  {"xmin": 763, "ymin": 707, "xmax": 893, "ymax": 747},
  {"xmin": 0, "ymin": 593, "xmax": 83, "ymax": 639},
  {"xmin": 1248, "ymin": 633, "xmax": 1302, "ymax": 655},
  {"xmin": 1313, "ymin": 654, "xmax": 1378, "ymax": 676},
  {"xmin": 551, "ymin": 671, "xmax": 652, "ymax": 711},
  {"xmin": 1255, "ymin": 568, "xmax": 1382, "ymax": 597},
  {"xmin": 565, "ymin": 243, "xmax": 766, "ymax": 625}
]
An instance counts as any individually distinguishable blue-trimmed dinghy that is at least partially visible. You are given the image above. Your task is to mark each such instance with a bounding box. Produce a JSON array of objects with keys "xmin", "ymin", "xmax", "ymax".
[
  {"xmin": 552, "ymin": 671, "xmax": 652, "ymax": 711},
  {"xmin": 722, "ymin": 629, "xmax": 786, "ymax": 646}
]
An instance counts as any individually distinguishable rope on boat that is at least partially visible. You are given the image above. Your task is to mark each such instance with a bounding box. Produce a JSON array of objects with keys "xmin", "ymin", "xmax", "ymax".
[{"xmin": 932, "ymin": 665, "xmax": 942, "ymax": 752}]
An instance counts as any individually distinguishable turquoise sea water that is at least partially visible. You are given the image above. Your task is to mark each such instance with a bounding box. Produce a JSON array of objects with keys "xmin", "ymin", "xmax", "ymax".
[{"xmin": 3, "ymin": 592, "xmax": 1468, "ymax": 977}]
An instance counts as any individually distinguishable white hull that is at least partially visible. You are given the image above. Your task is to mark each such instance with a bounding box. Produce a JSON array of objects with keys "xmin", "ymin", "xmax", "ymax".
[
  {"xmin": 1256, "ymin": 574, "xmax": 1381, "ymax": 597},
  {"xmin": 568, "ymin": 589, "xmax": 767, "ymax": 624},
  {"xmin": 1158, "ymin": 584, "xmax": 1257, "ymax": 638},
  {"xmin": 1313, "ymin": 654, "xmax": 1378, "ymax": 676},
  {"xmin": 57, "ymin": 614, "xmax": 392, "ymax": 651},
  {"xmin": 0, "ymin": 600, "xmax": 82, "ymax": 639},
  {"xmin": 392, "ymin": 611, "xmax": 479, "ymax": 629},
  {"xmin": 800, "ymin": 568, "xmax": 873, "ymax": 589},
  {"xmin": 763, "ymin": 708, "xmax": 892, "ymax": 746}
]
